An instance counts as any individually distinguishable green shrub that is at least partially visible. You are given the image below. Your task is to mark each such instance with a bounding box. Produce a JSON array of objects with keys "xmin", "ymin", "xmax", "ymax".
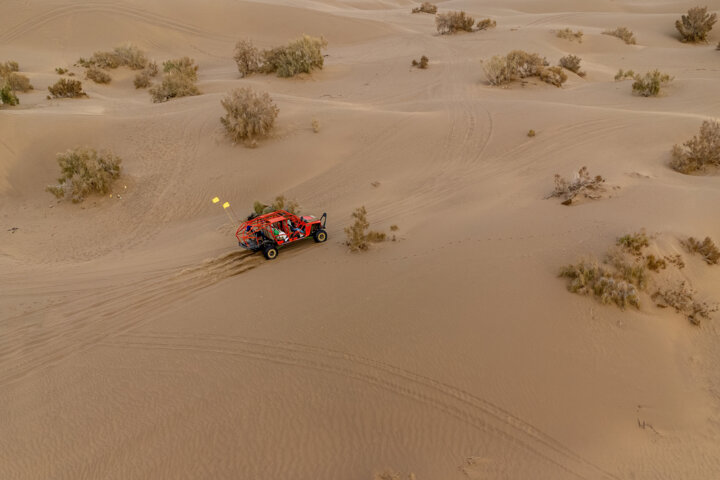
[
  {"xmin": 1, "ymin": 82, "xmax": 19, "ymax": 106},
  {"xmin": 670, "ymin": 120, "xmax": 720, "ymax": 174},
  {"xmin": 476, "ymin": 18, "xmax": 497, "ymax": 31},
  {"xmin": 261, "ymin": 35, "xmax": 327, "ymax": 77},
  {"xmin": 345, "ymin": 206, "xmax": 386, "ymax": 252},
  {"xmin": 682, "ymin": 236, "xmax": 720, "ymax": 265},
  {"xmin": 559, "ymin": 54, "xmax": 585, "ymax": 76},
  {"xmin": 48, "ymin": 78, "xmax": 86, "ymax": 98},
  {"xmin": 675, "ymin": 6, "xmax": 717, "ymax": 43},
  {"xmin": 436, "ymin": 11, "xmax": 475, "ymax": 34},
  {"xmin": 602, "ymin": 27, "xmax": 637, "ymax": 44},
  {"xmin": 45, "ymin": 147, "xmax": 121, "ymax": 203},
  {"xmin": 411, "ymin": 55, "xmax": 429, "ymax": 69},
  {"xmin": 220, "ymin": 87, "xmax": 279, "ymax": 145},
  {"xmin": 631, "ymin": 70, "xmax": 672, "ymax": 97},
  {"xmin": 411, "ymin": 2, "xmax": 437, "ymax": 14},
  {"xmin": 86, "ymin": 66, "xmax": 111, "ymax": 84},
  {"xmin": 556, "ymin": 28, "xmax": 583, "ymax": 42}
]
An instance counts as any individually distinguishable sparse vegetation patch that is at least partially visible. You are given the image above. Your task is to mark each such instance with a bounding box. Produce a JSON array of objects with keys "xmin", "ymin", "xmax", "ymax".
[
  {"xmin": 48, "ymin": 78, "xmax": 86, "ymax": 98},
  {"xmin": 78, "ymin": 44, "xmax": 148, "ymax": 70},
  {"xmin": 559, "ymin": 54, "xmax": 585, "ymax": 76},
  {"xmin": 675, "ymin": 6, "xmax": 717, "ymax": 43},
  {"xmin": 252, "ymin": 196, "xmax": 300, "ymax": 217},
  {"xmin": 261, "ymin": 35, "xmax": 327, "ymax": 77},
  {"xmin": 631, "ymin": 70, "xmax": 672, "ymax": 97},
  {"xmin": 220, "ymin": 87, "xmax": 279, "ymax": 146},
  {"xmin": 614, "ymin": 69, "xmax": 635, "ymax": 80},
  {"xmin": 149, "ymin": 57, "xmax": 200, "ymax": 102},
  {"xmin": 55, "ymin": 67, "xmax": 68, "ymax": 74},
  {"xmin": 46, "ymin": 147, "xmax": 121, "ymax": 203},
  {"xmin": 133, "ymin": 61, "xmax": 159, "ymax": 89},
  {"xmin": 602, "ymin": 27, "xmax": 637, "ymax": 45},
  {"xmin": 483, "ymin": 50, "xmax": 566, "ymax": 87},
  {"xmin": 549, "ymin": 166, "xmax": 606, "ymax": 205},
  {"xmin": 412, "ymin": 2, "xmax": 437, "ymax": 14},
  {"xmin": 653, "ymin": 282, "xmax": 718, "ymax": 325},
  {"xmin": 476, "ymin": 18, "xmax": 497, "ymax": 31},
  {"xmin": 436, "ymin": 11, "xmax": 475, "ymax": 34},
  {"xmin": 560, "ymin": 259, "xmax": 640, "ymax": 309},
  {"xmin": 670, "ymin": 120, "xmax": 720, "ymax": 174},
  {"xmin": 86, "ymin": 66, "xmax": 111, "ymax": 84},
  {"xmin": 411, "ymin": 55, "xmax": 429, "ymax": 69},
  {"xmin": 682, "ymin": 236, "xmax": 720, "ymax": 265},
  {"xmin": 556, "ymin": 28, "xmax": 583, "ymax": 42},
  {"xmin": 345, "ymin": 206, "xmax": 387, "ymax": 252}
]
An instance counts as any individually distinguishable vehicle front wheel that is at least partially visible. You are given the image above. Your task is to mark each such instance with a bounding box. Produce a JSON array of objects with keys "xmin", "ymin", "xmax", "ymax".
[
  {"xmin": 263, "ymin": 246, "xmax": 278, "ymax": 260},
  {"xmin": 313, "ymin": 229, "xmax": 327, "ymax": 243}
]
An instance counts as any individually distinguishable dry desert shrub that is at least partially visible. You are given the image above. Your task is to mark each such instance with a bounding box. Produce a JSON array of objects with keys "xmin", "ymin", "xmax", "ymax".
[
  {"xmin": 675, "ymin": 6, "xmax": 717, "ymax": 43},
  {"xmin": 150, "ymin": 57, "xmax": 199, "ymax": 102},
  {"xmin": 0, "ymin": 60, "xmax": 19, "ymax": 75},
  {"xmin": 539, "ymin": 65, "xmax": 567, "ymax": 87},
  {"xmin": 374, "ymin": 471, "xmax": 416, "ymax": 480},
  {"xmin": 527, "ymin": 129, "xmax": 536, "ymax": 137},
  {"xmin": 46, "ymin": 147, "xmax": 121, "ymax": 203},
  {"xmin": 617, "ymin": 231, "xmax": 650, "ymax": 256},
  {"xmin": 614, "ymin": 69, "xmax": 635, "ymax": 80},
  {"xmin": 482, "ymin": 55, "xmax": 512, "ymax": 85},
  {"xmin": 558, "ymin": 54, "xmax": 585, "ymax": 76},
  {"xmin": 234, "ymin": 39, "xmax": 262, "ymax": 77},
  {"xmin": 607, "ymin": 248, "xmax": 650, "ymax": 290},
  {"xmin": 80, "ymin": 44, "xmax": 148, "ymax": 70},
  {"xmin": 252, "ymin": 196, "xmax": 300, "ymax": 216},
  {"xmin": 312, "ymin": 118, "xmax": 320, "ymax": 132},
  {"xmin": 506, "ymin": 50, "xmax": 548, "ymax": 77},
  {"xmin": 436, "ymin": 11, "xmax": 475, "ymax": 34},
  {"xmin": 556, "ymin": 28, "xmax": 583, "ymax": 42},
  {"xmin": 645, "ymin": 254, "xmax": 667, "ymax": 272},
  {"xmin": 653, "ymin": 282, "xmax": 718, "ymax": 325},
  {"xmin": 86, "ymin": 66, "xmax": 111, "ymax": 84},
  {"xmin": 4, "ymin": 72, "xmax": 32, "ymax": 92},
  {"xmin": 133, "ymin": 61, "xmax": 159, "ymax": 89},
  {"xmin": 412, "ymin": 2, "xmax": 437, "ymax": 14},
  {"xmin": 345, "ymin": 206, "xmax": 386, "ymax": 252},
  {"xmin": 682, "ymin": 236, "xmax": 720, "ymax": 264},
  {"xmin": 48, "ymin": 78, "xmax": 86, "ymax": 98},
  {"xmin": 476, "ymin": 18, "xmax": 497, "ymax": 31},
  {"xmin": 550, "ymin": 166, "xmax": 606, "ymax": 205},
  {"xmin": 411, "ymin": 55, "xmax": 429, "ymax": 68},
  {"xmin": 559, "ymin": 259, "xmax": 640, "ymax": 309},
  {"xmin": 220, "ymin": 87, "xmax": 279, "ymax": 146},
  {"xmin": 602, "ymin": 27, "xmax": 637, "ymax": 45},
  {"xmin": 55, "ymin": 67, "xmax": 68, "ymax": 74},
  {"xmin": 261, "ymin": 35, "xmax": 327, "ymax": 77},
  {"xmin": 631, "ymin": 70, "xmax": 672, "ymax": 97},
  {"xmin": 670, "ymin": 120, "xmax": 720, "ymax": 174}
]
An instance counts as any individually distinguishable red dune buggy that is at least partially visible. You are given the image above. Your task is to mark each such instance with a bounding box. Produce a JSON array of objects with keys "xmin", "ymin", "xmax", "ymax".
[{"xmin": 235, "ymin": 210, "xmax": 327, "ymax": 259}]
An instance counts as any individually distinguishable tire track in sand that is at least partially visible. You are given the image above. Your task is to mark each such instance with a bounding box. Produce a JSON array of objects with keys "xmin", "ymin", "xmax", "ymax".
[
  {"xmin": 99, "ymin": 332, "xmax": 620, "ymax": 480},
  {"xmin": 0, "ymin": 250, "xmax": 262, "ymax": 386},
  {"xmin": 0, "ymin": 2, "xmax": 233, "ymax": 43}
]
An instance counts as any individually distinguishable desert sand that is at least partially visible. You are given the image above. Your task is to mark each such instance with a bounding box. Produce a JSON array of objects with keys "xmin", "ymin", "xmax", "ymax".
[{"xmin": 2, "ymin": 0, "xmax": 720, "ymax": 478}]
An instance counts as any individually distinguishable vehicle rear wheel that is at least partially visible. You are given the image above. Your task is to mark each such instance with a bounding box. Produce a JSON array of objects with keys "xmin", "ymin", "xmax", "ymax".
[
  {"xmin": 263, "ymin": 246, "xmax": 278, "ymax": 260},
  {"xmin": 314, "ymin": 229, "xmax": 327, "ymax": 243}
]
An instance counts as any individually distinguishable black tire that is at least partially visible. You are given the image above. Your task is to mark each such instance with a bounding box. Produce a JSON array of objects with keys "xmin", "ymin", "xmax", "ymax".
[
  {"xmin": 263, "ymin": 246, "xmax": 278, "ymax": 260},
  {"xmin": 314, "ymin": 229, "xmax": 327, "ymax": 243}
]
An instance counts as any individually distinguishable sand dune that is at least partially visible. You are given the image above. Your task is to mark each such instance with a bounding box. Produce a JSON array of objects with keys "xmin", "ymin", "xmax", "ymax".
[{"xmin": 2, "ymin": 0, "xmax": 720, "ymax": 479}]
